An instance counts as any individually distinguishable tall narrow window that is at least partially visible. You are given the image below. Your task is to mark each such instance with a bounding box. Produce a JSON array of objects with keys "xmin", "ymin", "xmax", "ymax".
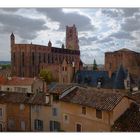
[
  {"xmin": 43, "ymin": 53, "xmax": 46, "ymax": 63},
  {"xmin": 0, "ymin": 108, "xmax": 2, "ymax": 117},
  {"xmin": 96, "ymin": 109, "xmax": 102, "ymax": 119},
  {"xmin": 20, "ymin": 121, "xmax": 26, "ymax": 131},
  {"xmin": 34, "ymin": 119, "xmax": 43, "ymax": 131},
  {"xmin": 76, "ymin": 123, "xmax": 82, "ymax": 132},
  {"xmin": 48, "ymin": 54, "xmax": 50, "ymax": 64},
  {"xmin": 109, "ymin": 63, "xmax": 112, "ymax": 69},
  {"xmin": 52, "ymin": 108, "xmax": 58, "ymax": 116},
  {"xmin": 22, "ymin": 52, "xmax": 24, "ymax": 66},
  {"xmin": 13, "ymin": 52, "xmax": 15, "ymax": 66},
  {"xmin": 82, "ymin": 107, "xmax": 86, "ymax": 115},
  {"xmin": 32, "ymin": 52, "xmax": 34, "ymax": 65},
  {"xmin": 39, "ymin": 53, "xmax": 41, "ymax": 63}
]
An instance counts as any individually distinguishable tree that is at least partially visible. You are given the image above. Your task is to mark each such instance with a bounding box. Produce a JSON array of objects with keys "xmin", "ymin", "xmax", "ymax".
[
  {"xmin": 93, "ymin": 59, "xmax": 98, "ymax": 71},
  {"xmin": 39, "ymin": 69, "xmax": 53, "ymax": 84}
]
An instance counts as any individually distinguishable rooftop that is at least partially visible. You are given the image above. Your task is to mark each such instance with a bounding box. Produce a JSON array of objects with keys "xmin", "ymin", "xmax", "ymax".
[
  {"xmin": 112, "ymin": 103, "xmax": 140, "ymax": 132},
  {"xmin": 0, "ymin": 91, "xmax": 47, "ymax": 105},
  {"xmin": 3, "ymin": 77, "xmax": 38, "ymax": 86},
  {"xmin": 49, "ymin": 83, "xmax": 80, "ymax": 95},
  {"xmin": 60, "ymin": 86, "xmax": 126, "ymax": 111}
]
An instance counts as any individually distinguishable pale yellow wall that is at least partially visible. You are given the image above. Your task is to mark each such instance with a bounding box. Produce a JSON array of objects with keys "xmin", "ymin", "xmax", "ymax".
[
  {"xmin": 1, "ymin": 85, "xmax": 32, "ymax": 93},
  {"xmin": 0, "ymin": 104, "xmax": 7, "ymax": 131},
  {"xmin": 111, "ymin": 97, "xmax": 133, "ymax": 124},
  {"xmin": 60, "ymin": 102, "xmax": 111, "ymax": 132},
  {"xmin": 31, "ymin": 105, "xmax": 51, "ymax": 131}
]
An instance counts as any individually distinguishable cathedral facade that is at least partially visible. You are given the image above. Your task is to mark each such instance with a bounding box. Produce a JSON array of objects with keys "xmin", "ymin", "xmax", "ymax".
[{"xmin": 11, "ymin": 25, "xmax": 82, "ymax": 81}]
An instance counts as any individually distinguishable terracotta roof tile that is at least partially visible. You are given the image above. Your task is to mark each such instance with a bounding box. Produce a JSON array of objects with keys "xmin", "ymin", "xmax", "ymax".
[
  {"xmin": 112, "ymin": 103, "xmax": 140, "ymax": 132},
  {"xmin": 0, "ymin": 91, "xmax": 47, "ymax": 105},
  {"xmin": 49, "ymin": 83, "xmax": 80, "ymax": 95},
  {"xmin": 0, "ymin": 91, "xmax": 33, "ymax": 104},
  {"xmin": 4, "ymin": 77, "xmax": 36, "ymax": 86},
  {"xmin": 60, "ymin": 87, "xmax": 125, "ymax": 111}
]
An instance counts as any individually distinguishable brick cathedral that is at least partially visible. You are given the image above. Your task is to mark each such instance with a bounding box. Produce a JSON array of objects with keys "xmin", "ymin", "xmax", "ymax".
[{"xmin": 11, "ymin": 25, "xmax": 82, "ymax": 81}]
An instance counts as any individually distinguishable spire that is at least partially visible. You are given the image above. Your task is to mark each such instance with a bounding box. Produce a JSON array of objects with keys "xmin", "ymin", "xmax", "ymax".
[
  {"xmin": 10, "ymin": 32, "xmax": 15, "ymax": 47},
  {"xmin": 48, "ymin": 40, "xmax": 52, "ymax": 47},
  {"xmin": 62, "ymin": 44, "xmax": 65, "ymax": 49}
]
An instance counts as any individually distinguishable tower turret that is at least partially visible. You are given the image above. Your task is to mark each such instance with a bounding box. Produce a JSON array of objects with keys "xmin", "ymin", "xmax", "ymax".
[
  {"xmin": 66, "ymin": 24, "xmax": 79, "ymax": 50},
  {"xmin": 10, "ymin": 32, "xmax": 15, "ymax": 47},
  {"xmin": 48, "ymin": 40, "xmax": 52, "ymax": 47}
]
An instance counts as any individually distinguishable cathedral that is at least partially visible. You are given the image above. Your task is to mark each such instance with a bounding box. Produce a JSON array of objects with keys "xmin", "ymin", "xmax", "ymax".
[{"xmin": 11, "ymin": 25, "xmax": 82, "ymax": 81}]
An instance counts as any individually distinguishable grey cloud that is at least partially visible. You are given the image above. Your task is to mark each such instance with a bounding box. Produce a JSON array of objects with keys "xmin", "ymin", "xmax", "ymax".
[
  {"xmin": 79, "ymin": 36, "xmax": 98, "ymax": 46},
  {"xmin": 0, "ymin": 12, "xmax": 47, "ymax": 40},
  {"xmin": 97, "ymin": 37, "xmax": 113, "ymax": 43},
  {"xmin": 121, "ymin": 16, "xmax": 140, "ymax": 32},
  {"xmin": 1, "ymin": 8, "xmax": 19, "ymax": 12},
  {"xmin": 121, "ymin": 8, "xmax": 140, "ymax": 17},
  {"xmin": 36, "ymin": 8, "xmax": 94, "ymax": 31},
  {"xmin": 109, "ymin": 31, "xmax": 136, "ymax": 40},
  {"xmin": 101, "ymin": 9, "xmax": 121, "ymax": 18}
]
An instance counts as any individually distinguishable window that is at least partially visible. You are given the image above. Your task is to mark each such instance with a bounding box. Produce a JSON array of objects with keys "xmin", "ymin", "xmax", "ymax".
[
  {"xmin": 62, "ymin": 66, "xmax": 64, "ymax": 71},
  {"xmin": 32, "ymin": 52, "xmax": 35, "ymax": 65},
  {"xmin": 0, "ymin": 108, "xmax": 2, "ymax": 117},
  {"xmin": 0, "ymin": 124, "xmax": 2, "ymax": 132},
  {"xmin": 50, "ymin": 121, "xmax": 60, "ymax": 132},
  {"xmin": 82, "ymin": 106, "xmax": 86, "ymax": 115},
  {"xmin": 34, "ymin": 119, "xmax": 43, "ymax": 131},
  {"xmin": 52, "ymin": 108, "xmax": 58, "ymax": 116},
  {"xmin": 96, "ymin": 109, "xmax": 102, "ymax": 119},
  {"xmin": 7, "ymin": 88, "xmax": 10, "ymax": 91},
  {"xmin": 22, "ymin": 52, "xmax": 24, "ymax": 66},
  {"xmin": 8, "ymin": 119, "xmax": 15, "ymax": 129},
  {"xmin": 33, "ymin": 105, "xmax": 41, "ymax": 112},
  {"xmin": 53, "ymin": 95, "xmax": 59, "ymax": 101},
  {"xmin": 76, "ymin": 123, "xmax": 82, "ymax": 132},
  {"xmin": 109, "ymin": 63, "xmax": 112, "ymax": 69},
  {"xmin": 20, "ymin": 121, "xmax": 26, "ymax": 131},
  {"xmin": 63, "ymin": 114, "xmax": 69, "ymax": 123},
  {"xmin": 19, "ymin": 104, "xmax": 25, "ymax": 111},
  {"xmin": 65, "ymin": 67, "xmax": 67, "ymax": 71}
]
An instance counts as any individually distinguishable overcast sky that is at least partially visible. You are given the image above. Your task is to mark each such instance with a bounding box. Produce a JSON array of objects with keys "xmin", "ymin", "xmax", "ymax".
[{"xmin": 0, "ymin": 8, "xmax": 140, "ymax": 64}]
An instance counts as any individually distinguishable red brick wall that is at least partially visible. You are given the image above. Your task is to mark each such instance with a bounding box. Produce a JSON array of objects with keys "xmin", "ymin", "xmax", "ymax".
[{"xmin": 105, "ymin": 50, "xmax": 140, "ymax": 77}]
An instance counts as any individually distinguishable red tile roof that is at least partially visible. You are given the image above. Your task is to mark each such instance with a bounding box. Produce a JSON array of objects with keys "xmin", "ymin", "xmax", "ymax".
[
  {"xmin": 49, "ymin": 83, "xmax": 80, "ymax": 95},
  {"xmin": 3, "ymin": 77, "xmax": 36, "ymax": 86},
  {"xmin": 60, "ymin": 87, "xmax": 126, "ymax": 111},
  {"xmin": 111, "ymin": 103, "xmax": 140, "ymax": 132},
  {"xmin": 0, "ymin": 91, "xmax": 47, "ymax": 105}
]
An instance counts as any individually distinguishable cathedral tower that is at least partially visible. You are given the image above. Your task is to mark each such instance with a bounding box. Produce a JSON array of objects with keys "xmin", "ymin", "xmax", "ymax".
[{"xmin": 66, "ymin": 24, "xmax": 79, "ymax": 50}]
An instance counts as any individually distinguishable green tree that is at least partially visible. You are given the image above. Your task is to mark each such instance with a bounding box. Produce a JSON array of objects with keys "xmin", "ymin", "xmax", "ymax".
[
  {"xmin": 93, "ymin": 59, "xmax": 98, "ymax": 71},
  {"xmin": 39, "ymin": 69, "xmax": 53, "ymax": 84}
]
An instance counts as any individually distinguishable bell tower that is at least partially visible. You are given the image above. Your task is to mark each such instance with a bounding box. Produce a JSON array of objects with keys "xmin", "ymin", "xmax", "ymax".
[
  {"xmin": 10, "ymin": 32, "xmax": 15, "ymax": 48},
  {"xmin": 66, "ymin": 24, "xmax": 79, "ymax": 50}
]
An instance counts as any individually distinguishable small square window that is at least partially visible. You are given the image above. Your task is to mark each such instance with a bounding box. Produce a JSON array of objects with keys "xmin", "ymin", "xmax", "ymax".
[{"xmin": 96, "ymin": 109, "xmax": 102, "ymax": 119}]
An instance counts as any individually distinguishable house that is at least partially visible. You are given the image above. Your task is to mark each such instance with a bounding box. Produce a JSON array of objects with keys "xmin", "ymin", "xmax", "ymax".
[
  {"xmin": 0, "ymin": 91, "xmax": 33, "ymax": 131},
  {"xmin": 0, "ymin": 77, "xmax": 44, "ymax": 94},
  {"xmin": 30, "ymin": 92, "xmax": 51, "ymax": 132},
  {"xmin": 47, "ymin": 83, "xmax": 133, "ymax": 132},
  {"xmin": 0, "ymin": 90, "xmax": 50, "ymax": 132}
]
